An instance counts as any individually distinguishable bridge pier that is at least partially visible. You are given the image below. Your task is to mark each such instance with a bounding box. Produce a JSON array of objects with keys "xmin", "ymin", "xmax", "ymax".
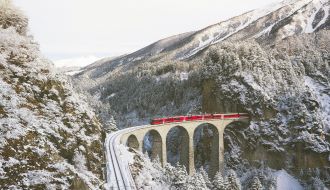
[
  {"xmin": 162, "ymin": 139, "xmax": 167, "ymax": 167},
  {"xmin": 188, "ymin": 135, "xmax": 195, "ymax": 175},
  {"xmin": 137, "ymin": 135, "xmax": 144, "ymax": 153},
  {"xmin": 219, "ymin": 130, "xmax": 225, "ymax": 173}
]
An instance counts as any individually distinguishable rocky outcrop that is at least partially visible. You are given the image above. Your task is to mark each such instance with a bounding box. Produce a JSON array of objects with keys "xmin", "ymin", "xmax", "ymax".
[
  {"xmin": 201, "ymin": 31, "xmax": 330, "ymax": 187},
  {"xmin": 0, "ymin": 2, "xmax": 104, "ymax": 189}
]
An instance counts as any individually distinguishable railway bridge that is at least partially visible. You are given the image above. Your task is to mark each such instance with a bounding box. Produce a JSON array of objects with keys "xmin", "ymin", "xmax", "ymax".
[{"xmin": 119, "ymin": 113, "xmax": 249, "ymax": 177}]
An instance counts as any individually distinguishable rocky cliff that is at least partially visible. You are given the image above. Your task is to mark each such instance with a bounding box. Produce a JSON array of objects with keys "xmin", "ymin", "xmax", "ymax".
[{"xmin": 0, "ymin": 2, "xmax": 104, "ymax": 189}]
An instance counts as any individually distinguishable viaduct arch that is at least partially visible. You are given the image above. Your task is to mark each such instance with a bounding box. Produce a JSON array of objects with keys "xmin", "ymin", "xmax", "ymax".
[
  {"xmin": 194, "ymin": 123, "xmax": 219, "ymax": 177},
  {"xmin": 143, "ymin": 130, "xmax": 163, "ymax": 163},
  {"xmin": 166, "ymin": 126, "xmax": 190, "ymax": 172},
  {"xmin": 120, "ymin": 116, "xmax": 249, "ymax": 176},
  {"xmin": 126, "ymin": 134, "xmax": 139, "ymax": 150}
]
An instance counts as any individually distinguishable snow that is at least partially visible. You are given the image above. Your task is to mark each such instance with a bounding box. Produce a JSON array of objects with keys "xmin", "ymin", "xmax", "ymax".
[
  {"xmin": 68, "ymin": 70, "xmax": 84, "ymax": 75},
  {"xmin": 118, "ymin": 144, "xmax": 135, "ymax": 165},
  {"xmin": 106, "ymin": 93, "xmax": 116, "ymax": 100},
  {"xmin": 314, "ymin": 4, "xmax": 330, "ymax": 29},
  {"xmin": 275, "ymin": 170, "xmax": 304, "ymax": 190},
  {"xmin": 180, "ymin": 0, "xmax": 310, "ymax": 60},
  {"xmin": 304, "ymin": 76, "xmax": 330, "ymax": 131},
  {"xmin": 22, "ymin": 170, "xmax": 53, "ymax": 186},
  {"xmin": 253, "ymin": 23, "xmax": 276, "ymax": 38},
  {"xmin": 305, "ymin": 0, "xmax": 324, "ymax": 33},
  {"xmin": 179, "ymin": 0, "xmax": 323, "ymax": 59},
  {"xmin": 73, "ymin": 150, "xmax": 88, "ymax": 171}
]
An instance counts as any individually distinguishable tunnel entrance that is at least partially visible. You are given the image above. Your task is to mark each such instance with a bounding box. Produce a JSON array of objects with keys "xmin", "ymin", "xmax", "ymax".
[
  {"xmin": 224, "ymin": 121, "xmax": 266, "ymax": 169},
  {"xmin": 193, "ymin": 123, "xmax": 219, "ymax": 178},
  {"xmin": 166, "ymin": 126, "xmax": 190, "ymax": 172}
]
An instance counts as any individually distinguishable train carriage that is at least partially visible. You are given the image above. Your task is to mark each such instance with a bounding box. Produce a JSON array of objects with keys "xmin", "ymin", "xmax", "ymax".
[{"xmin": 150, "ymin": 113, "xmax": 248, "ymax": 125}]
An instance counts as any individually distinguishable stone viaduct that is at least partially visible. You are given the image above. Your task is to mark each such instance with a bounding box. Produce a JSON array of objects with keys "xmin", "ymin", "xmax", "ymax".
[{"xmin": 120, "ymin": 115, "xmax": 249, "ymax": 177}]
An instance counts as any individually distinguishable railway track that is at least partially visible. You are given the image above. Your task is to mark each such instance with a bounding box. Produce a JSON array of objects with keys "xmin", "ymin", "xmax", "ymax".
[
  {"xmin": 105, "ymin": 130, "xmax": 136, "ymax": 190},
  {"xmin": 105, "ymin": 125, "xmax": 149, "ymax": 190}
]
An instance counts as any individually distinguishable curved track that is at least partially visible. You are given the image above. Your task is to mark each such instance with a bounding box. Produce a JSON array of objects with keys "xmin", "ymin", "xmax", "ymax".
[{"xmin": 105, "ymin": 125, "xmax": 148, "ymax": 190}]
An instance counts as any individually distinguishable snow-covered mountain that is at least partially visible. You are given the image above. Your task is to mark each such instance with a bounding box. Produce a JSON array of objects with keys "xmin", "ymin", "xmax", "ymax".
[
  {"xmin": 176, "ymin": 0, "xmax": 330, "ymax": 59},
  {"xmin": 75, "ymin": 0, "xmax": 329, "ymax": 82},
  {"xmin": 72, "ymin": 0, "xmax": 330, "ymax": 188}
]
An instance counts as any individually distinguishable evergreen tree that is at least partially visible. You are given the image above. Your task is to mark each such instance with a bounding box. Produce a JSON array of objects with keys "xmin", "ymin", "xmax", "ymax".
[
  {"xmin": 171, "ymin": 163, "xmax": 188, "ymax": 189},
  {"xmin": 152, "ymin": 156, "xmax": 162, "ymax": 171},
  {"xmin": 143, "ymin": 151, "xmax": 150, "ymax": 162},
  {"xmin": 226, "ymin": 170, "xmax": 241, "ymax": 190},
  {"xmin": 185, "ymin": 172, "xmax": 208, "ymax": 190},
  {"xmin": 200, "ymin": 167, "xmax": 212, "ymax": 189},
  {"xmin": 164, "ymin": 163, "xmax": 175, "ymax": 185},
  {"xmin": 212, "ymin": 171, "xmax": 226, "ymax": 190},
  {"xmin": 104, "ymin": 115, "xmax": 118, "ymax": 133},
  {"xmin": 151, "ymin": 156, "xmax": 166, "ymax": 183},
  {"xmin": 250, "ymin": 176, "xmax": 263, "ymax": 190}
]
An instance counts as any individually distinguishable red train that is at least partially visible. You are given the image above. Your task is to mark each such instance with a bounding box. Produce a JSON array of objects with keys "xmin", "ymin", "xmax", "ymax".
[{"xmin": 150, "ymin": 113, "xmax": 249, "ymax": 125}]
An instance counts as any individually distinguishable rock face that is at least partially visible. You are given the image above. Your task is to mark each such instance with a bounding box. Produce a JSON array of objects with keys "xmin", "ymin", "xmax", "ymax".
[
  {"xmin": 0, "ymin": 2, "xmax": 104, "ymax": 189},
  {"xmin": 204, "ymin": 32, "xmax": 330, "ymax": 187}
]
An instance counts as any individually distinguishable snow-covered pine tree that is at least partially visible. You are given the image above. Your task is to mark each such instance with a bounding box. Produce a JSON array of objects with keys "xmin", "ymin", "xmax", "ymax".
[
  {"xmin": 312, "ymin": 177, "xmax": 328, "ymax": 190},
  {"xmin": 164, "ymin": 163, "xmax": 175, "ymax": 183},
  {"xmin": 212, "ymin": 171, "xmax": 226, "ymax": 190},
  {"xmin": 200, "ymin": 167, "xmax": 212, "ymax": 189},
  {"xmin": 226, "ymin": 170, "xmax": 241, "ymax": 190},
  {"xmin": 152, "ymin": 155, "xmax": 163, "ymax": 171},
  {"xmin": 143, "ymin": 150, "xmax": 150, "ymax": 162},
  {"xmin": 152, "ymin": 155, "xmax": 170, "ymax": 184},
  {"xmin": 171, "ymin": 163, "xmax": 188, "ymax": 189},
  {"xmin": 104, "ymin": 116, "xmax": 118, "ymax": 133},
  {"xmin": 73, "ymin": 150, "xmax": 87, "ymax": 171},
  {"xmin": 250, "ymin": 176, "xmax": 263, "ymax": 190},
  {"xmin": 184, "ymin": 171, "xmax": 208, "ymax": 190}
]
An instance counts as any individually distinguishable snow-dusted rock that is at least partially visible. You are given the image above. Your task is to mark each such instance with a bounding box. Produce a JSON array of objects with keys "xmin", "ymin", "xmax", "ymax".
[{"xmin": 0, "ymin": 2, "xmax": 104, "ymax": 189}]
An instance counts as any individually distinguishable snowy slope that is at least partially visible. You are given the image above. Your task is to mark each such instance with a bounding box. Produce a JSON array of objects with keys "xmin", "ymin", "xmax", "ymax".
[
  {"xmin": 305, "ymin": 76, "xmax": 330, "ymax": 131},
  {"xmin": 177, "ymin": 0, "xmax": 330, "ymax": 59},
  {"xmin": 177, "ymin": 0, "xmax": 314, "ymax": 59},
  {"xmin": 275, "ymin": 170, "xmax": 304, "ymax": 190},
  {"xmin": 75, "ymin": 0, "xmax": 330, "ymax": 82}
]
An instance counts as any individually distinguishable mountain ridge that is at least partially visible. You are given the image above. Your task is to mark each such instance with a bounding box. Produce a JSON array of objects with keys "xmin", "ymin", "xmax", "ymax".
[{"xmin": 75, "ymin": 0, "xmax": 329, "ymax": 83}]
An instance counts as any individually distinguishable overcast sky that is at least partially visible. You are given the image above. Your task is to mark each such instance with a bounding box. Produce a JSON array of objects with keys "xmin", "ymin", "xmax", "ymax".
[{"xmin": 13, "ymin": 0, "xmax": 282, "ymax": 60}]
